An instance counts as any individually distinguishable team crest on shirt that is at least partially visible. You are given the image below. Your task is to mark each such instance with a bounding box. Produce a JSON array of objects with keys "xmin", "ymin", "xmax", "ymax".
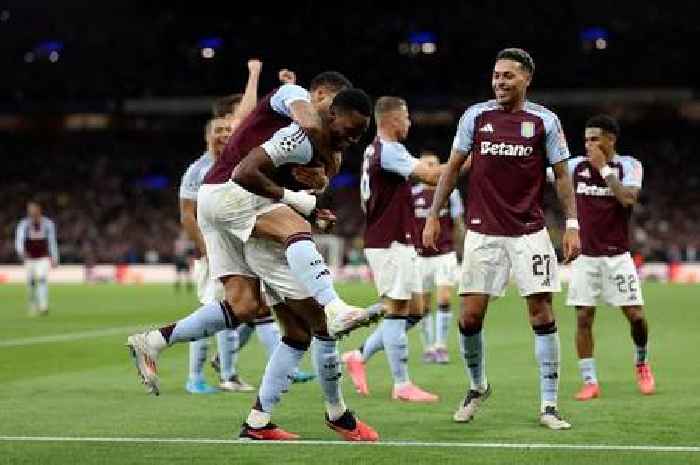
[
  {"xmin": 521, "ymin": 121, "xmax": 535, "ymax": 138},
  {"xmin": 580, "ymin": 168, "xmax": 591, "ymax": 178}
]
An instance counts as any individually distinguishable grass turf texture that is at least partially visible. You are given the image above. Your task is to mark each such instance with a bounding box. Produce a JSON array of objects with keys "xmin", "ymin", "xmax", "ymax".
[{"xmin": 0, "ymin": 282, "xmax": 698, "ymax": 465}]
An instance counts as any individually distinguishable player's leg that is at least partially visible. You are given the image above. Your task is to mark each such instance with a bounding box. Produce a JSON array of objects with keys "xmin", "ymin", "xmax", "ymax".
[
  {"xmin": 127, "ymin": 237, "xmax": 261, "ymax": 395},
  {"xmin": 453, "ymin": 231, "xmax": 506, "ymax": 423},
  {"xmin": 417, "ymin": 291, "xmax": 437, "ymax": 362},
  {"xmin": 602, "ymin": 252, "xmax": 654, "ymax": 394},
  {"xmin": 575, "ymin": 306, "xmax": 600, "ymax": 400},
  {"xmin": 253, "ymin": 206, "xmax": 375, "ymax": 337},
  {"xmin": 622, "ymin": 305, "xmax": 655, "ymax": 394},
  {"xmin": 453, "ymin": 293, "xmax": 491, "ymax": 422},
  {"xmin": 241, "ymin": 304, "xmax": 308, "ymax": 440},
  {"xmin": 216, "ymin": 324, "xmax": 256, "ymax": 392},
  {"xmin": 25, "ymin": 259, "xmax": 38, "ymax": 314},
  {"xmin": 433, "ymin": 252, "xmax": 458, "ymax": 363},
  {"xmin": 36, "ymin": 257, "xmax": 50, "ymax": 314},
  {"xmin": 185, "ymin": 338, "xmax": 218, "ymax": 394},
  {"xmin": 510, "ymin": 228, "xmax": 569, "ymax": 429},
  {"xmin": 384, "ymin": 296, "xmax": 438, "ymax": 402},
  {"xmin": 566, "ymin": 254, "xmax": 602, "ymax": 400},
  {"xmin": 526, "ymin": 292, "xmax": 569, "ymax": 429},
  {"xmin": 286, "ymin": 298, "xmax": 378, "ymax": 441},
  {"xmin": 434, "ymin": 284, "xmax": 455, "ymax": 364}
]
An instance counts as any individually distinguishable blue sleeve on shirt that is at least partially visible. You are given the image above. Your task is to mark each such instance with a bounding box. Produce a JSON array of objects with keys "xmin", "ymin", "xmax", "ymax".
[
  {"xmin": 380, "ymin": 142, "xmax": 419, "ymax": 179},
  {"xmin": 269, "ymin": 84, "xmax": 311, "ymax": 118}
]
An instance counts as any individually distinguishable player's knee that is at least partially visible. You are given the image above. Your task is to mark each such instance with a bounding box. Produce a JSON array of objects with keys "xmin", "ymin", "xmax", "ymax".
[
  {"xmin": 624, "ymin": 306, "xmax": 645, "ymax": 324},
  {"xmin": 225, "ymin": 295, "xmax": 259, "ymax": 322},
  {"xmin": 460, "ymin": 312, "xmax": 483, "ymax": 333}
]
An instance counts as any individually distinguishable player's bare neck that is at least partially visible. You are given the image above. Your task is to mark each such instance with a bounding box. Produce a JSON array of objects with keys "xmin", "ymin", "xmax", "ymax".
[{"xmin": 501, "ymin": 99, "xmax": 525, "ymax": 113}]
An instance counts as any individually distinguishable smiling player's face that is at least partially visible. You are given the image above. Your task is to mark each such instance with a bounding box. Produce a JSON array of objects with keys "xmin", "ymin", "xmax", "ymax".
[{"xmin": 492, "ymin": 59, "xmax": 531, "ymax": 107}]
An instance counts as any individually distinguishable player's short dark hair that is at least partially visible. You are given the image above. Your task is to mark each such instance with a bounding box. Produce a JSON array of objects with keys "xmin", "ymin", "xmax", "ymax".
[
  {"xmin": 330, "ymin": 88, "xmax": 372, "ymax": 118},
  {"xmin": 212, "ymin": 93, "xmax": 243, "ymax": 117},
  {"xmin": 310, "ymin": 71, "xmax": 353, "ymax": 92},
  {"xmin": 374, "ymin": 96, "xmax": 407, "ymax": 120},
  {"xmin": 496, "ymin": 48, "xmax": 535, "ymax": 75},
  {"xmin": 585, "ymin": 114, "xmax": 620, "ymax": 137}
]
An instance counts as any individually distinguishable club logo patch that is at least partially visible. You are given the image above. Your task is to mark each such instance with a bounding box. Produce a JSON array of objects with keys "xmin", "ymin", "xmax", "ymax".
[{"xmin": 521, "ymin": 121, "xmax": 535, "ymax": 138}]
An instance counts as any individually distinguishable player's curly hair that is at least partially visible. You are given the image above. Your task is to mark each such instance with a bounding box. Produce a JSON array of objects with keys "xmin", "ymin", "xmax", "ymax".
[
  {"xmin": 330, "ymin": 88, "xmax": 372, "ymax": 117},
  {"xmin": 585, "ymin": 114, "xmax": 620, "ymax": 137},
  {"xmin": 496, "ymin": 48, "xmax": 535, "ymax": 75},
  {"xmin": 310, "ymin": 71, "xmax": 353, "ymax": 92}
]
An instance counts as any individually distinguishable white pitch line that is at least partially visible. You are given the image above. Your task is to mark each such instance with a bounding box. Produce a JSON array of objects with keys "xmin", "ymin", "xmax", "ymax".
[
  {"xmin": 0, "ymin": 436, "xmax": 698, "ymax": 452},
  {"xmin": 0, "ymin": 326, "xmax": 146, "ymax": 348}
]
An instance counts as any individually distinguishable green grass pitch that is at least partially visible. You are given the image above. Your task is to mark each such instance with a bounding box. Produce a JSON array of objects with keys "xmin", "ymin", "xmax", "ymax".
[{"xmin": 1, "ymin": 282, "xmax": 699, "ymax": 464}]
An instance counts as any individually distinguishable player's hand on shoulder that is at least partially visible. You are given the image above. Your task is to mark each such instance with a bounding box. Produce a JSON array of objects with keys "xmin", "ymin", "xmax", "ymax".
[
  {"xmin": 278, "ymin": 69, "xmax": 296, "ymax": 84},
  {"xmin": 247, "ymin": 59, "xmax": 262, "ymax": 75}
]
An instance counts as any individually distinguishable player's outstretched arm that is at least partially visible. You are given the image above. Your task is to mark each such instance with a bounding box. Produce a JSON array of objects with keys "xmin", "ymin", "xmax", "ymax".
[
  {"xmin": 422, "ymin": 148, "xmax": 466, "ymax": 250},
  {"xmin": 179, "ymin": 199, "xmax": 207, "ymax": 256},
  {"xmin": 552, "ymin": 160, "xmax": 582, "ymax": 263},
  {"xmin": 229, "ymin": 59, "xmax": 262, "ymax": 124},
  {"xmin": 410, "ymin": 160, "xmax": 445, "ymax": 186}
]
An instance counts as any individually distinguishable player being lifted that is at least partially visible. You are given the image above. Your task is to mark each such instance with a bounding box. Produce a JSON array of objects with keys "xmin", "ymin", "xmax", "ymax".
[
  {"xmin": 179, "ymin": 60, "xmax": 312, "ymax": 394},
  {"xmin": 127, "ymin": 76, "xmax": 377, "ymax": 395},
  {"xmin": 343, "ymin": 96, "xmax": 442, "ymax": 402},
  {"xmin": 412, "ymin": 152, "xmax": 464, "ymax": 364},
  {"xmin": 423, "ymin": 48, "xmax": 581, "ymax": 429},
  {"xmin": 15, "ymin": 201, "xmax": 59, "ymax": 316},
  {"xmin": 564, "ymin": 115, "xmax": 655, "ymax": 399}
]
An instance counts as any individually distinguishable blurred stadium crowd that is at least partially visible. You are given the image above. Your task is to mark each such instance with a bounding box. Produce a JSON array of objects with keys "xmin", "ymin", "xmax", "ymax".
[{"xmin": 1, "ymin": 3, "xmax": 698, "ymax": 264}]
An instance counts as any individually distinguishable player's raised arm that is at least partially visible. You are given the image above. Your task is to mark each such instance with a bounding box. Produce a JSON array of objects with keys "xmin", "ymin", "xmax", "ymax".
[
  {"xmin": 228, "ymin": 59, "xmax": 263, "ymax": 124},
  {"xmin": 233, "ymin": 123, "xmax": 317, "ymax": 216}
]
